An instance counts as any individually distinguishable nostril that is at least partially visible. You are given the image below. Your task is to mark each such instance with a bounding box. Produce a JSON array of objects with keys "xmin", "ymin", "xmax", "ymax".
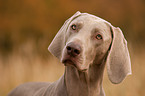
[
  {"xmin": 74, "ymin": 49, "xmax": 80, "ymax": 55},
  {"xmin": 67, "ymin": 46, "xmax": 71, "ymax": 51},
  {"xmin": 66, "ymin": 43, "xmax": 82, "ymax": 57}
]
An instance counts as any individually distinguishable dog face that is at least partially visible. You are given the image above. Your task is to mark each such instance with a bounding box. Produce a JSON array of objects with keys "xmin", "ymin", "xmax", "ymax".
[
  {"xmin": 48, "ymin": 12, "xmax": 131, "ymax": 84},
  {"xmin": 61, "ymin": 15, "xmax": 112, "ymax": 71}
]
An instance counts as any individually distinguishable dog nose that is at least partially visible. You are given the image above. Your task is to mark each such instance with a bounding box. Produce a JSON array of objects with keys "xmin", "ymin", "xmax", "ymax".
[{"xmin": 66, "ymin": 42, "xmax": 81, "ymax": 57}]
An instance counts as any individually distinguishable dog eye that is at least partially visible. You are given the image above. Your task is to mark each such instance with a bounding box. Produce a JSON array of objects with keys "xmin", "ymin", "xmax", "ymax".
[
  {"xmin": 95, "ymin": 34, "xmax": 102, "ymax": 40},
  {"xmin": 71, "ymin": 24, "xmax": 77, "ymax": 30}
]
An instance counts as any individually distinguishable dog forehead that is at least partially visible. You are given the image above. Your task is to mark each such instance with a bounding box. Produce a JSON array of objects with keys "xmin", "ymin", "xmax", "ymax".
[
  {"xmin": 75, "ymin": 13, "xmax": 106, "ymax": 22},
  {"xmin": 71, "ymin": 14, "xmax": 110, "ymax": 35},
  {"xmin": 71, "ymin": 14, "xmax": 107, "ymax": 29}
]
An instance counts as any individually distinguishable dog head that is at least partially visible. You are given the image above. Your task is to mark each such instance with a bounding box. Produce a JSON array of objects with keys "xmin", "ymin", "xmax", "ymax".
[{"xmin": 48, "ymin": 11, "xmax": 132, "ymax": 84}]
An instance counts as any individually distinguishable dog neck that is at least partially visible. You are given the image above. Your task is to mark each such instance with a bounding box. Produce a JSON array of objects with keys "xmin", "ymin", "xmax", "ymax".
[{"xmin": 64, "ymin": 62, "xmax": 105, "ymax": 96}]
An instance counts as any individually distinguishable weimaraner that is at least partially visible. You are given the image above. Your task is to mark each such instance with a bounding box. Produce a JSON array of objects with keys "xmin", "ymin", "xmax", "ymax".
[{"xmin": 8, "ymin": 11, "xmax": 132, "ymax": 96}]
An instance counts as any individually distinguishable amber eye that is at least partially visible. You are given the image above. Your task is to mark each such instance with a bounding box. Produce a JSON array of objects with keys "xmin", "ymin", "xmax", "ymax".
[
  {"xmin": 71, "ymin": 24, "xmax": 77, "ymax": 30},
  {"xmin": 95, "ymin": 34, "xmax": 102, "ymax": 40}
]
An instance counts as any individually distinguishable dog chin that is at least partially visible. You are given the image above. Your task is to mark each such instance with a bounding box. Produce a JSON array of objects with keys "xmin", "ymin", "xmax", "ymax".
[
  {"xmin": 62, "ymin": 59, "xmax": 76, "ymax": 67},
  {"xmin": 62, "ymin": 59, "xmax": 87, "ymax": 72}
]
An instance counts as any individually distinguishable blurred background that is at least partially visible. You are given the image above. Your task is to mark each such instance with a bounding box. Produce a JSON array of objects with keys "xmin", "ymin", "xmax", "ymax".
[{"xmin": 0, "ymin": 0, "xmax": 145, "ymax": 96}]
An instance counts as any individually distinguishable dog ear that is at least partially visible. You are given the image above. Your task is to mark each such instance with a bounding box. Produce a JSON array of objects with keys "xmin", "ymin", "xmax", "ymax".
[
  {"xmin": 48, "ymin": 11, "xmax": 81, "ymax": 59},
  {"xmin": 106, "ymin": 25, "xmax": 132, "ymax": 84}
]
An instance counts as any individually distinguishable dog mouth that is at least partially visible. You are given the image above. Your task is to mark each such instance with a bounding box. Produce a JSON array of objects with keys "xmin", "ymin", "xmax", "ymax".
[
  {"xmin": 62, "ymin": 59, "xmax": 77, "ymax": 68},
  {"xmin": 62, "ymin": 58, "xmax": 87, "ymax": 72}
]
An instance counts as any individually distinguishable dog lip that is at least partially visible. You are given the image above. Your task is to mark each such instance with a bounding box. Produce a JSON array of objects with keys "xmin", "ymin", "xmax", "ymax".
[
  {"xmin": 62, "ymin": 59, "xmax": 87, "ymax": 72},
  {"xmin": 62, "ymin": 59, "xmax": 76, "ymax": 67}
]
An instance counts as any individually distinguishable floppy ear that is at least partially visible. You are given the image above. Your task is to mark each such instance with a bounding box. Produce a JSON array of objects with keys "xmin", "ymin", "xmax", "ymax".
[
  {"xmin": 106, "ymin": 25, "xmax": 132, "ymax": 84},
  {"xmin": 48, "ymin": 11, "xmax": 81, "ymax": 59}
]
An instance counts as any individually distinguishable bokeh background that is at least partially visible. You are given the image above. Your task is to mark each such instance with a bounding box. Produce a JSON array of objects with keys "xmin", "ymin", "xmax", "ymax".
[{"xmin": 0, "ymin": 0, "xmax": 145, "ymax": 96}]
